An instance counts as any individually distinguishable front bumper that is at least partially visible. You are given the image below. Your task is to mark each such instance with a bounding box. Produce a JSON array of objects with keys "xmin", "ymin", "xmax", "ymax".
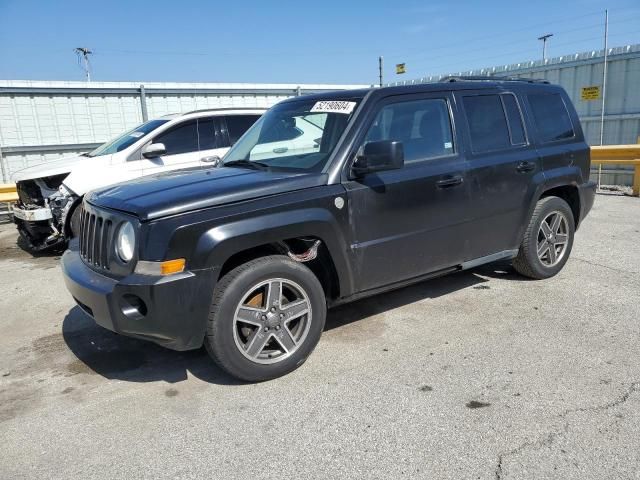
[
  {"xmin": 12, "ymin": 205, "xmax": 53, "ymax": 222},
  {"xmin": 61, "ymin": 248, "xmax": 217, "ymax": 351},
  {"xmin": 13, "ymin": 204, "xmax": 64, "ymax": 251}
]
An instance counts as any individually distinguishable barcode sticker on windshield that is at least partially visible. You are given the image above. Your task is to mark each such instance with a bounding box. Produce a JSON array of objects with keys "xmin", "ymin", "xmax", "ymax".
[
  {"xmin": 129, "ymin": 132, "xmax": 145, "ymax": 138},
  {"xmin": 310, "ymin": 101, "xmax": 356, "ymax": 115}
]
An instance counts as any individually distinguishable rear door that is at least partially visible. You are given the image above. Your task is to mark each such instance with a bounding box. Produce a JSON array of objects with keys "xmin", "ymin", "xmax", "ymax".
[
  {"xmin": 457, "ymin": 90, "xmax": 541, "ymax": 260},
  {"xmin": 222, "ymin": 114, "xmax": 262, "ymax": 148},
  {"xmin": 343, "ymin": 92, "xmax": 472, "ymax": 292},
  {"xmin": 196, "ymin": 116, "xmax": 230, "ymax": 166}
]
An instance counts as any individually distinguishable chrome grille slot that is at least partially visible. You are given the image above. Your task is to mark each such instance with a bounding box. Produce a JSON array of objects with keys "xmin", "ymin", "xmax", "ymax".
[
  {"xmin": 78, "ymin": 205, "xmax": 112, "ymax": 270},
  {"xmin": 101, "ymin": 220, "xmax": 112, "ymax": 269},
  {"xmin": 93, "ymin": 217, "xmax": 103, "ymax": 265}
]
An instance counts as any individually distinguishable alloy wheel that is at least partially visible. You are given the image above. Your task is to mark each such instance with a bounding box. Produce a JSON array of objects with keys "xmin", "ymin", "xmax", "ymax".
[
  {"xmin": 232, "ymin": 278, "xmax": 312, "ymax": 364},
  {"xmin": 536, "ymin": 210, "xmax": 569, "ymax": 267}
]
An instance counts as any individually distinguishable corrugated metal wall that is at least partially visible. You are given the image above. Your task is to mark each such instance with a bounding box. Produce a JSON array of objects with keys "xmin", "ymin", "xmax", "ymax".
[
  {"xmin": 0, "ymin": 81, "xmax": 368, "ymax": 181},
  {"xmin": 389, "ymin": 44, "xmax": 640, "ymax": 186}
]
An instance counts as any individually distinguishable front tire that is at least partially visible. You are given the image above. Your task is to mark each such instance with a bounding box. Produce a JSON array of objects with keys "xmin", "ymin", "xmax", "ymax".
[
  {"xmin": 513, "ymin": 196, "xmax": 575, "ymax": 279},
  {"xmin": 204, "ymin": 255, "xmax": 326, "ymax": 382},
  {"xmin": 68, "ymin": 202, "xmax": 83, "ymax": 239}
]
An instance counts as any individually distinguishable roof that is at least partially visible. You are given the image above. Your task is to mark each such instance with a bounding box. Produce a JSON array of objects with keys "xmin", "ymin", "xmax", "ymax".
[{"xmin": 281, "ymin": 78, "xmax": 560, "ymax": 106}]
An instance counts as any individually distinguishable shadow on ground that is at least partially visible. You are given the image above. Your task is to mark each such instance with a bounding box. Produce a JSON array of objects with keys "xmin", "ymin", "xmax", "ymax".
[{"xmin": 62, "ymin": 261, "xmax": 526, "ymax": 385}]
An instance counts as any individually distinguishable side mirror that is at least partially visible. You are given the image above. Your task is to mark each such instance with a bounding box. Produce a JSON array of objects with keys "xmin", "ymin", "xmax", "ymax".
[
  {"xmin": 351, "ymin": 140, "xmax": 404, "ymax": 178},
  {"xmin": 142, "ymin": 142, "xmax": 166, "ymax": 159}
]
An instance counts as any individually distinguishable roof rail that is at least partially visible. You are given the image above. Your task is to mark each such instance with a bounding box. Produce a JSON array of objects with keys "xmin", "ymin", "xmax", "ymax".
[
  {"xmin": 181, "ymin": 107, "xmax": 267, "ymax": 115},
  {"xmin": 439, "ymin": 75, "xmax": 550, "ymax": 84}
]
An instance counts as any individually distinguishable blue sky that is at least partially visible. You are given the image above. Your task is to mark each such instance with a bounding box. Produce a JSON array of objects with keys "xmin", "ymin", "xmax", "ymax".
[{"xmin": 0, "ymin": 0, "xmax": 638, "ymax": 85}]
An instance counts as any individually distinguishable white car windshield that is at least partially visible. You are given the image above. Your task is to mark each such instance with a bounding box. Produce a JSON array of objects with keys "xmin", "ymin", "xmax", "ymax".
[
  {"xmin": 85, "ymin": 119, "xmax": 169, "ymax": 157},
  {"xmin": 222, "ymin": 98, "xmax": 361, "ymax": 172}
]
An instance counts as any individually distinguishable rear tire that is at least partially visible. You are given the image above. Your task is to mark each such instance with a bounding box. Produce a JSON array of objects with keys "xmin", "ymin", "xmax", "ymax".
[
  {"xmin": 204, "ymin": 255, "xmax": 326, "ymax": 382},
  {"xmin": 513, "ymin": 196, "xmax": 575, "ymax": 279}
]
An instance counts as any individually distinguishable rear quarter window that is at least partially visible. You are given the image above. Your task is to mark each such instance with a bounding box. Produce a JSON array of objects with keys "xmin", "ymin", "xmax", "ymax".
[{"xmin": 527, "ymin": 93, "xmax": 575, "ymax": 143}]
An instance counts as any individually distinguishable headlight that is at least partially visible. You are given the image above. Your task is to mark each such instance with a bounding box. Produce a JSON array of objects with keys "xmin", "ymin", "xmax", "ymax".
[{"xmin": 116, "ymin": 222, "xmax": 135, "ymax": 262}]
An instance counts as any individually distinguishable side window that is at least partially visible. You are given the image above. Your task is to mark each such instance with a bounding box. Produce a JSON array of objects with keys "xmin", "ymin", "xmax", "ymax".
[
  {"xmin": 528, "ymin": 93, "xmax": 575, "ymax": 143},
  {"xmin": 502, "ymin": 95, "xmax": 527, "ymax": 145},
  {"xmin": 363, "ymin": 98, "xmax": 454, "ymax": 163},
  {"xmin": 226, "ymin": 115, "xmax": 261, "ymax": 145},
  {"xmin": 197, "ymin": 118, "xmax": 217, "ymax": 150},
  {"xmin": 463, "ymin": 95, "xmax": 511, "ymax": 153},
  {"xmin": 153, "ymin": 120, "xmax": 199, "ymax": 155}
]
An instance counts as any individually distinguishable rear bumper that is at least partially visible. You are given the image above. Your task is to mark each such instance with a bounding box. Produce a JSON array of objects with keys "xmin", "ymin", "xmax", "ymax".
[
  {"xmin": 61, "ymin": 248, "xmax": 217, "ymax": 351},
  {"xmin": 578, "ymin": 180, "xmax": 597, "ymax": 226}
]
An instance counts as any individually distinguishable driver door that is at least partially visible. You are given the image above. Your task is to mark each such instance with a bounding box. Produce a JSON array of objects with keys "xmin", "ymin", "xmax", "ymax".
[
  {"xmin": 142, "ymin": 119, "xmax": 201, "ymax": 175},
  {"xmin": 344, "ymin": 93, "xmax": 472, "ymax": 292}
]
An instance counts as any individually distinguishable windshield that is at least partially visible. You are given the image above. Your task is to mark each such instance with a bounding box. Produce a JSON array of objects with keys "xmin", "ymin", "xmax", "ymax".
[
  {"xmin": 222, "ymin": 98, "xmax": 361, "ymax": 172},
  {"xmin": 86, "ymin": 119, "xmax": 169, "ymax": 157}
]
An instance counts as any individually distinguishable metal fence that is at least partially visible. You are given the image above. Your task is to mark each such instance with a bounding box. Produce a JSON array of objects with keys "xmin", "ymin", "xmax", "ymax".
[
  {"xmin": 387, "ymin": 44, "xmax": 640, "ymax": 186},
  {"xmin": 0, "ymin": 81, "xmax": 368, "ymax": 182}
]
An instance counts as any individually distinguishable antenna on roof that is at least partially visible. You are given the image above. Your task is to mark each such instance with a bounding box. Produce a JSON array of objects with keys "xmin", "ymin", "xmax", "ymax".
[{"xmin": 74, "ymin": 47, "xmax": 93, "ymax": 82}]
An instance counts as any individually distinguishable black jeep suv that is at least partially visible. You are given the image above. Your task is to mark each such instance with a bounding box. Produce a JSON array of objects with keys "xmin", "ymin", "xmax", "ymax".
[{"xmin": 62, "ymin": 78, "xmax": 596, "ymax": 381}]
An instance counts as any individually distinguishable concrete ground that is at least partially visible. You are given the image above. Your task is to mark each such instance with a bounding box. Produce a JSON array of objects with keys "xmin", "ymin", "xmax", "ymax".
[{"xmin": 1, "ymin": 194, "xmax": 639, "ymax": 480}]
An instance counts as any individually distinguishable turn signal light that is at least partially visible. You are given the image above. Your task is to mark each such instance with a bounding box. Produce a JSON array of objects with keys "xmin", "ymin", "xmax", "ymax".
[
  {"xmin": 135, "ymin": 258, "xmax": 186, "ymax": 276},
  {"xmin": 160, "ymin": 258, "xmax": 186, "ymax": 275}
]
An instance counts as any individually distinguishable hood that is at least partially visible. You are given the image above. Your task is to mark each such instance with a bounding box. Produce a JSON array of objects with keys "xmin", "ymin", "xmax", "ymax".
[
  {"xmin": 86, "ymin": 167, "xmax": 328, "ymax": 221},
  {"xmin": 11, "ymin": 153, "xmax": 111, "ymax": 183}
]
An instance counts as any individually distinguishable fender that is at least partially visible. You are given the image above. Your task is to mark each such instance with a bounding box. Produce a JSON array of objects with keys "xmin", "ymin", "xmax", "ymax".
[
  {"xmin": 192, "ymin": 207, "xmax": 355, "ymax": 298},
  {"xmin": 521, "ymin": 165, "xmax": 584, "ymax": 238}
]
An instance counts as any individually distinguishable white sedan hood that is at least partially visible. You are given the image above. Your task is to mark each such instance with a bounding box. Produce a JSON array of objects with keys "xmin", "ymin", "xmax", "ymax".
[{"xmin": 12, "ymin": 154, "xmax": 111, "ymax": 183}]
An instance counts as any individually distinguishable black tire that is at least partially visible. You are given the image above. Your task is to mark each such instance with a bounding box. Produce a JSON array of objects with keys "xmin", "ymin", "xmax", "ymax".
[
  {"xmin": 204, "ymin": 255, "xmax": 326, "ymax": 382},
  {"xmin": 68, "ymin": 203, "xmax": 83, "ymax": 239},
  {"xmin": 513, "ymin": 196, "xmax": 575, "ymax": 279}
]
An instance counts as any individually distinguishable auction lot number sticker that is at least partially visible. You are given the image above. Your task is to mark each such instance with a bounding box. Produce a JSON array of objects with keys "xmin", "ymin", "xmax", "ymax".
[{"xmin": 310, "ymin": 101, "xmax": 357, "ymax": 114}]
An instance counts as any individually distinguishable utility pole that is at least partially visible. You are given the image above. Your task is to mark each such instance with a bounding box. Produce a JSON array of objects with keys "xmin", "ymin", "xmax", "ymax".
[
  {"xmin": 74, "ymin": 47, "xmax": 93, "ymax": 82},
  {"xmin": 378, "ymin": 56, "xmax": 383, "ymax": 87},
  {"xmin": 538, "ymin": 33, "xmax": 553, "ymax": 61},
  {"xmin": 599, "ymin": 9, "xmax": 609, "ymax": 146}
]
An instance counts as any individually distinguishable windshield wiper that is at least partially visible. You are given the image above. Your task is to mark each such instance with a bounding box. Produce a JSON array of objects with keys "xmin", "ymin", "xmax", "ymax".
[{"xmin": 223, "ymin": 160, "xmax": 270, "ymax": 171}]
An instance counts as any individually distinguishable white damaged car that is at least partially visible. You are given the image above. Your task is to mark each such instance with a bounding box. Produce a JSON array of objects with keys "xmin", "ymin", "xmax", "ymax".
[{"xmin": 11, "ymin": 108, "xmax": 264, "ymax": 251}]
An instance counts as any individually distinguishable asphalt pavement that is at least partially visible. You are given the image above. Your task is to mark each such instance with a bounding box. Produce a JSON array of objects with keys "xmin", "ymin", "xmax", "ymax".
[{"xmin": 1, "ymin": 193, "xmax": 639, "ymax": 479}]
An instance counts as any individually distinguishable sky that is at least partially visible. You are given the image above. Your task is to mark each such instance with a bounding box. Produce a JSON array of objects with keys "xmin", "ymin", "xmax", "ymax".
[{"xmin": 0, "ymin": 0, "xmax": 639, "ymax": 85}]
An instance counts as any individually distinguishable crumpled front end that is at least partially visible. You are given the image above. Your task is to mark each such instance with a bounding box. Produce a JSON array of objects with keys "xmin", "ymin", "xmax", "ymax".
[{"xmin": 12, "ymin": 173, "xmax": 76, "ymax": 251}]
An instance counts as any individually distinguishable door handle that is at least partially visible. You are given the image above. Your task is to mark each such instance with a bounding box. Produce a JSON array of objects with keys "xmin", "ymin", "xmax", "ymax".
[
  {"xmin": 516, "ymin": 161, "xmax": 536, "ymax": 173},
  {"xmin": 273, "ymin": 147, "xmax": 288, "ymax": 154},
  {"xmin": 436, "ymin": 175, "xmax": 464, "ymax": 188}
]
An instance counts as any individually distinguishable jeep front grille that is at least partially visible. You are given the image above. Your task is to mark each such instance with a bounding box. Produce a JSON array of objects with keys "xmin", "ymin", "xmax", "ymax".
[{"xmin": 79, "ymin": 207, "xmax": 112, "ymax": 269}]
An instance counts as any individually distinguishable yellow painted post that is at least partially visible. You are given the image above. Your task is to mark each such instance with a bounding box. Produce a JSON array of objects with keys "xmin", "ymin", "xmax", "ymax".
[{"xmin": 634, "ymin": 164, "xmax": 640, "ymax": 197}]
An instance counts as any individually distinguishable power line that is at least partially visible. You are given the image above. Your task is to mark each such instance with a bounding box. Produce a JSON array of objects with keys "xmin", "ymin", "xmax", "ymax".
[{"xmin": 91, "ymin": 8, "xmax": 640, "ymax": 61}]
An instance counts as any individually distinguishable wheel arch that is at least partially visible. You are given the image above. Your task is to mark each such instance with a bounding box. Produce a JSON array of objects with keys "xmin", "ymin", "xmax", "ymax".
[{"xmin": 192, "ymin": 208, "xmax": 354, "ymax": 300}]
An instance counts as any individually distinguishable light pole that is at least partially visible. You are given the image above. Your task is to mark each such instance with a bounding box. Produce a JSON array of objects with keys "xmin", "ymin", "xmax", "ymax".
[{"xmin": 538, "ymin": 34, "xmax": 553, "ymax": 61}]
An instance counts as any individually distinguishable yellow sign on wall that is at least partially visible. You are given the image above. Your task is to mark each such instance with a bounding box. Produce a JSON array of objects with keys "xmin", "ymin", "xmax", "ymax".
[
  {"xmin": 581, "ymin": 86, "xmax": 601, "ymax": 101},
  {"xmin": 396, "ymin": 63, "xmax": 406, "ymax": 74}
]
